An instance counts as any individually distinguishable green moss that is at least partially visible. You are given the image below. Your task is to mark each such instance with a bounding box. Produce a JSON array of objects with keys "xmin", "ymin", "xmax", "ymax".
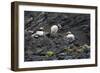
[
  {"xmin": 63, "ymin": 48, "xmax": 74, "ymax": 53},
  {"xmin": 76, "ymin": 48, "xmax": 84, "ymax": 53},
  {"xmin": 80, "ymin": 44, "xmax": 90, "ymax": 49},
  {"xmin": 46, "ymin": 51, "xmax": 54, "ymax": 57},
  {"xmin": 63, "ymin": 44, "xmax": 90, "ymax": 54},
  {"xmin": 63, "ymin": 48, "xmax": 68, "ymax": 52}
]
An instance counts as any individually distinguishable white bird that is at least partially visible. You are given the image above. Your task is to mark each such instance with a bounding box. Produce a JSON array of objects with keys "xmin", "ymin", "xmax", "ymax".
[
  {"xmin": 50, "ymin": 24, "xmax": 62, "ymax": 34},
  {"xmin": 32, "ymin": 27, "xmax": 44, "ymax": 37},
  {"xmin": 66, "ymin": 31, "xmax": 75, "ymax": 43},
  {"xmin": 51, "ymin": 25, "xmax": 58, "ymax": 34}
]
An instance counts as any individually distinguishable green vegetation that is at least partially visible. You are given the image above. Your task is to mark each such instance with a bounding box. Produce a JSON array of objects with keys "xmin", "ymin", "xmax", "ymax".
[
  {"xmin": 63, "ymin": 45, "xmax": 88, "ymax": 53},
  {"xmin": 46, "ymin": 51, "xmax": 54, "ymax": 57},
  {"xmin": 63, "ymin": 48, "xmax": 73, "ymax": 52}
]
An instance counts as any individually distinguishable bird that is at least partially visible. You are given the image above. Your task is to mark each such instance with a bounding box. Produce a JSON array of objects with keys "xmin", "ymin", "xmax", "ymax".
[
  {"xmin": 28, "ymin": 30, "xmax": 34, "ymax": 33},
  {"xmin": 65, "ymin": 31, "xmax": 75, "ymax": 44},
  {"xmin": 50, "ymin": 24, "xmax": 62, "ymax": 35},
  {"xmin": 31, "ymin": 27, "xmax": 45, "ymax": 38}
]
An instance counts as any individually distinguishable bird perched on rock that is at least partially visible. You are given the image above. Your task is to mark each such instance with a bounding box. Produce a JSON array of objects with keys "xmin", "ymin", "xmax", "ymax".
[
  {"xmin": 50, "ymin": 24, "xmax": 62, "ymax": 35},
  {"xmin": 32, "ymin": 27, "xmax": 45, "ymax": 38},
  {"xmin": 65, "ymin": 31, "xmax": 75, "ymax": 44}
]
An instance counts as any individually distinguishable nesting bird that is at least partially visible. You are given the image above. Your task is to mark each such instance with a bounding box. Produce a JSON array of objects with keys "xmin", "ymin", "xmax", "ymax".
[
  {"xmin": 28, "ymin": 30, "xmax": 34, "ymax": 33},
  {"xmin": 65, "ymin": 31, "xmax": 75, "ymax": 44},
  {"xmin": 32, "ymin": 27, "xmax": 45, "ymax": 38},
  {"xmin": 50, "ymin": 24, "xmax": 62, "ymax": 35}
]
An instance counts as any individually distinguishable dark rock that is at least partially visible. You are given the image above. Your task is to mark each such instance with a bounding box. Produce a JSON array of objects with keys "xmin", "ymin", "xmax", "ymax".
[
  {"xmin": 64, "ymin": 56, "xmax": 73, "ymax": 60},
  {"xmin": 46, "ymin": 55, "xmax": 57, "ymax": 60},
  {"xmin": 30, "ymin": 55, "xmax": 47, "ymax": 61},
  {"xmin": 24, "ymin": 11, "xmax": 90, "ymax": 61},
  {"xmin": 57, "ymin": 53, "xmax": 67, "ymax": 60}
]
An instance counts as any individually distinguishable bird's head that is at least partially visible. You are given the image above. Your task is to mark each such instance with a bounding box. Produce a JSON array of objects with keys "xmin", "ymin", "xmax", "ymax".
[
  {"xmin": 57, "ymin": 24, "xmax": 62, "ymax": 29},
  {"xmin": 66, "ymin": 31, "xmax": 72, "ymax": 35},
  {"xmin": 39, "ymin": 27, "xmax": 44, "ymax": 31}
]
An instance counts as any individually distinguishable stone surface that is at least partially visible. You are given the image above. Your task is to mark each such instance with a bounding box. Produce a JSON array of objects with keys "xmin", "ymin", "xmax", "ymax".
[{"xmin": 24, "ymin": 11, "xmax": 90, "ymax": 61}]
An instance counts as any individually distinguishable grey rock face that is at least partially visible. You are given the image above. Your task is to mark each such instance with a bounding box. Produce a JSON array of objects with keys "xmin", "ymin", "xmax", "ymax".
[{"xmin": 24, "ymin": 11, "xmax": 90, "ymax": 61}]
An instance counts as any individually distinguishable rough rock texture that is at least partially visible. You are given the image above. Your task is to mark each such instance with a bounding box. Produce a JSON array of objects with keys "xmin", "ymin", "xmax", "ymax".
[{"xmin": 24, "ymin": 11, "xmax": 90, "ymax": 61}]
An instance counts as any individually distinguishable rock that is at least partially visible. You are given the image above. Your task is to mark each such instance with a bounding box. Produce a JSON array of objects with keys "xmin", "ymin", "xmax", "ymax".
[
  {"xmin": 35, "ymin": 48, "xmax": 44, "ymax": 54},
  {"xmin": 46, "ymin": 55, "xmax": 57, "ymax": 60},
  {"xmin": 31, "ymin": 55, "xmax": 47, "ymax": 61},
  {"xmin": 24, "ymin": 11, "xmax": 90, "ymax": 61},
  {"xmin": 64, "ymin": 56, "xmax": 73, "ymax": 60},
  {"xmin": 57, "ymin": 53, "xmax": 67, "ymax": 60}
]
